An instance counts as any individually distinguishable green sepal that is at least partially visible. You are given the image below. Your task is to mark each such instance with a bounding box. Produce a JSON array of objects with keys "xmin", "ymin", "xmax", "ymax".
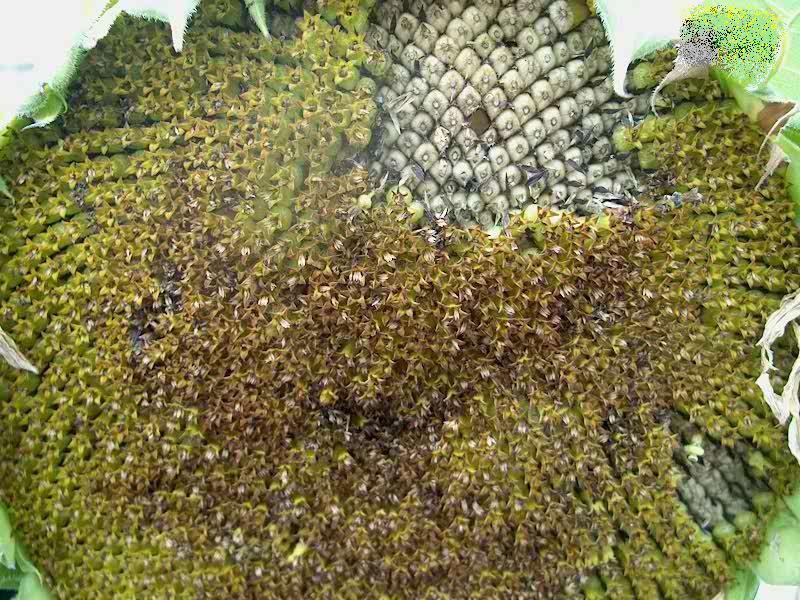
[
  {"xmin": 723, "ymin": 567, "xmax": 760, "ymax": 600},
  {"xmin": 752, "ymin": 508, "xmax": 800, "ymax": 585},
  {"xmin": 14, "ymin": 573, "xmax": 54, "ymax": 600},
  {"xmin": 0, "ymin": 504, "xmax": 15, "ymax": 570},
  {"xmin": 13, "ymin": 543, "xmax": 41, "ymax": 582},
  {"xmin": 20, "ymin": 86, "xmax": 68, "ymax": 132}
]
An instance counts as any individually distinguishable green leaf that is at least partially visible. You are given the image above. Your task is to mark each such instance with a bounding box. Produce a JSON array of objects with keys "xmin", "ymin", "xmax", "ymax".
[
  {"xmin": 14, "ymin": 573, "xmax": 53, "ymax": 600},
  {"xmin": 724, "ymin": 567, "xmax": 760, "ymax": 600},
  {"xmin": 752, "ymin": 508, "xmax": 800, "ymax": 585},
  {"xmin": 0, "ymin": 505, "xmax": 16, "ymax": 570}
]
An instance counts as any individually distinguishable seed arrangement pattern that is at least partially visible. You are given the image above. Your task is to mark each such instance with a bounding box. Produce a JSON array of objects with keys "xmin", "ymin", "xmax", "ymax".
[{"xmin": 367, "ymin": 0, "xmax": 650, "ymax": 228}]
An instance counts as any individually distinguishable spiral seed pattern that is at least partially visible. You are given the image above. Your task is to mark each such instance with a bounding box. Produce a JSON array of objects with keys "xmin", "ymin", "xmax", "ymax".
[{"xmin": 367, "ymin": 0, "xmax": 650, "ymax": 227}]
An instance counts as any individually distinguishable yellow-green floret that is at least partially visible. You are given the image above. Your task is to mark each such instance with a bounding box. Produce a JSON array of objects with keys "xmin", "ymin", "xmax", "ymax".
[{"xmin": 1, "ymin": 1, "xmax": 800, "ymax": 599}]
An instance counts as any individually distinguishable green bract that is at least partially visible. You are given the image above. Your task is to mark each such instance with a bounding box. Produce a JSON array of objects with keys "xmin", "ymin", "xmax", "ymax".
[
  {"xmin": 14, "ymin": 573, "xmax": 54, "ymax": 600},
  {"xmin": 0, "ymin": 504, "xmax": 15, "ymax": 571},
  {"xmin": 0, "ymin": 504, "xmax": 50, "ymax": 597},
  {"xmin": 245, "ymin": 0, "xmax": 271, "ymax": 39},
  {"xmin": 752, "ymin": 508, "xmax": 800, "ymax": 585},
  {"xmin": 724, "ymin": 568, "xmax": 760, "ymax": 600}
]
